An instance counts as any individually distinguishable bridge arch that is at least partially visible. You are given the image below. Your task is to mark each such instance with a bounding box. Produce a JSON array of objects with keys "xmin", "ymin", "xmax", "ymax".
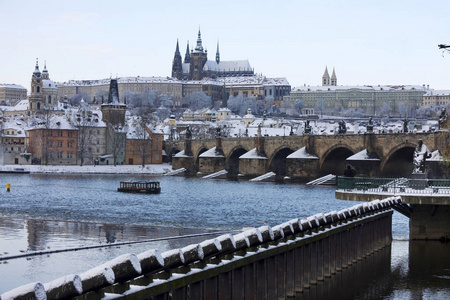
[
  {"xmin": 226, "ymin": 146, "xmax": 250, "ymax": 178},
  {"xmin": 164, "ymin": 145, "xmax": 180, "ymax": 163},
  {"xmin": 320, "ymin": 144, "xmax": 356, "ymax": 176},
  {"xmin": 268, "ymin": 146, "xmax": 295, "ymax": 180},
  {"xmin": 195, "ymin": 147, "xmax": 209, "ymax": 174},
  {"xmin": 381, "ymin": 143, "xmax": 416, "ymax": 176}
]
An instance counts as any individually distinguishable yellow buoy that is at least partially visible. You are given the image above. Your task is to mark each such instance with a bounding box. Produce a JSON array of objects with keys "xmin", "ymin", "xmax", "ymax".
[{"xmin": 6, "ymin": 183, "xmax": 10, "ymax": 192}]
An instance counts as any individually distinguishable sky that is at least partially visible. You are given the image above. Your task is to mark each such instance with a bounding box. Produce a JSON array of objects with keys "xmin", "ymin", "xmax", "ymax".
[{"xmin": 1, "ymin": 0, "xmax": 450, "ymax": 92}]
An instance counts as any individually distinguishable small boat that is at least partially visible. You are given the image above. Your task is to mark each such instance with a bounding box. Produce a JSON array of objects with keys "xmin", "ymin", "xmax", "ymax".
[{"xmin": 117, "ymin": 181, "xmax": 161, "ymax": 194}]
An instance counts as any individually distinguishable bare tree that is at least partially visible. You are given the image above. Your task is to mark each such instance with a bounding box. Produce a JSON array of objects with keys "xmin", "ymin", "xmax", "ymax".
[
  {"xmin": 73, "ymin": 112, "xmax": 96, "ymax": 166},
  {"xmin": 33, "ymin": 110, "xmax": 55, "ymax": 165},
  {"xmin": 135, "ymin": 122, "xmax": 152, "ymax": 167},
  {"xmin": 106, "ymin": 124, "xmax": 126, "ymax": 166}
]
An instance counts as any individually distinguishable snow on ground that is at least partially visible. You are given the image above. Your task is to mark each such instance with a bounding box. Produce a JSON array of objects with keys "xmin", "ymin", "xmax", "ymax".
[{"xmin": 0, "ymin": 163, "xmax": 173, "ymax": 174}]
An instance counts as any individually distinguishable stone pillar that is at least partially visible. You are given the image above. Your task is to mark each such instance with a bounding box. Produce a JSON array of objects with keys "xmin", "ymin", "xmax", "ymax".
[{"xmin": 410, "ymin": 204, "xmax": 450, "ymax": 240}]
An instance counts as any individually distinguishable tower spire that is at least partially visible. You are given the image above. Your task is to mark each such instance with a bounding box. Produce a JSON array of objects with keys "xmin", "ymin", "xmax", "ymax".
[
  {"xmin": 331, "ymin": 67, "xmax": 337, "ymax": 86},
  {"xmin": 184, "ymin": 41, "xmax": 191, "ymax": 63},
  {"xmin": 216, "ymin": 41, "xmax": 220, "ymax": 64},
  {"xmin": 172, "ymin": 39, "xmax": 183, "ymax": 79},
  {"xmin": 322, "ymin": 66, "xmax": 330, "ymax": 86},
  {"xmin": 194, "ymin": 27, "xmax": 204, "ymax": 52}
]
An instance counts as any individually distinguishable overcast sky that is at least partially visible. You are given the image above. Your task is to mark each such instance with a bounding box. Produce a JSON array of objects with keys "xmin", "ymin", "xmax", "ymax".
[{"xmin": 1, "ymin": 0, "xmax": 450, "ymax": 92}]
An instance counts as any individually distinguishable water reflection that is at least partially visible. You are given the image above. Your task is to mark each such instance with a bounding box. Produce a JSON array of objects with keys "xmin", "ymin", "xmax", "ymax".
[{"xmin": 0, "ymin": 175, "xmax": 448, "ymax": 297}]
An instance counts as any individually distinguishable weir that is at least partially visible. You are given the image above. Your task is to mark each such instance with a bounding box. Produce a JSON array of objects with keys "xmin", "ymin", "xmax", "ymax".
[
  {"xmin": 249, "ymin": 171, "xmax": 276, "ymax": 182},
  {"xmin": 1, "ymin": 197, "xmax": 399, "ymax": 300},
  {"xmin": 162, "ymin": 168, "xmax": 186, "ymax": 176},
  {"xmin": 202, "ymin": 169, "xmax": 228, "ymax": 179}
]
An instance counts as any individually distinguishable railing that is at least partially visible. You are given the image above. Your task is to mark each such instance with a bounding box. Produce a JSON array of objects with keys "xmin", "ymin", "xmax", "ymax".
[
  {"xmin": 1, "ymin": 197, "xmax": 400, "ymax": 300},
  {"xmin": 337, "ymin": 176, "xmax": 450, "ymax": 195}
]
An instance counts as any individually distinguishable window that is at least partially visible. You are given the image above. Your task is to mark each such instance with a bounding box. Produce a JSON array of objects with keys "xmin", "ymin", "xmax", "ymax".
[
  {"xmin": 37, "ymin": 86, "xmax": 40, "ymax": 93},
  {"xmin": 67, "ymin": 142, "xmax": 73, "ymax": 148},
  {"xmin": 48, "ymin": 95, "xmax": 51, "ymax": 104},
  {"xmin": 57, "ymin": 152, "xmax": 63, "ymax": 158},
  {"xmin": 57, "ymin": 141, "xmax": 63, "ymax": 147},
  {"xmin": 68, "ymin": 131, "xmax": 73, "ymax": 137}
]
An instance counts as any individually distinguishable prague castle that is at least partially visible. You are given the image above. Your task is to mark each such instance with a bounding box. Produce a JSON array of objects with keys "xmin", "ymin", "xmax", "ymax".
[{"xmin": 172, "ymin": 29, "xmax": 254, "ymax": 80}]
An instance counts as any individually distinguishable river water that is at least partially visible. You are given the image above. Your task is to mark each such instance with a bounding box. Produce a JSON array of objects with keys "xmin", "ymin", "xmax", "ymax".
[{"xmin": 0, "ymin": 174, "xmax": 448, "ymax": 298}]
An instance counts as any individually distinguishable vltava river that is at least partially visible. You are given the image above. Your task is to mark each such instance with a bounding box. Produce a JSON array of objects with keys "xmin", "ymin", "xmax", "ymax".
[{"xmin": 0, "ymin": 174, "xmax": 448, "ymax": 298}]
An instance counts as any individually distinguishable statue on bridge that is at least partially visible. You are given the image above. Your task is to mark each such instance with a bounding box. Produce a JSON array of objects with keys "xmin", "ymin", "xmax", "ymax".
[
  {"xmin": 439, "ymin": 108, "xmax": 448, "ymax": 129},
  {"xmin": 413, "ymin": 139, "xmax": 431, "ymax": 173},
  {"xmin": 366, "ymin": 117, "xmax": 374, "ymax": 134},
  {"xmin": 304, "ymin": 120, "xmax": 312, "ymax": 134},
  {"xmin": 403, "ymin": 118, "xmax": 408, "ymax": 133},
  {"xmin": 186, "ymin": 125, "xmax": 192, "ymax": 140},
  {"xmin": 338, "ymin": 120, "xmax": 347, "ymax": 134},
  {"xmin": 216, "ymin": 126, "xmax": 221, "ymax": 138}
]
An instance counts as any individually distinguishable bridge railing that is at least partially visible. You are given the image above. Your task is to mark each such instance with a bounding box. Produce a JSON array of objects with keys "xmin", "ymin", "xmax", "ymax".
[
  {"xmin": 337, "ymin": 176, "xmax": 450, "ymax": 195},
  {"xmin": 1, "ymin": 197, "xmax": 400, "ymax": 300}
]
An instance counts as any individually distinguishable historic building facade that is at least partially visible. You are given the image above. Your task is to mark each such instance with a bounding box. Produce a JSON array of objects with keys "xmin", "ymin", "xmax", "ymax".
[
  {"xmin": 284, "ymin": 84, "xmax": 427, "ymax": 116},
  {"xmin": 28, "ymin": 59, "xmax": 58, "ymax": 112},
  {"xmin": 0, "ymin": 84, "xmax": 27, "ymax": 105},
  {"xmin": 423, "ymin": 89, "xmax": 450, "ymax": 106}
]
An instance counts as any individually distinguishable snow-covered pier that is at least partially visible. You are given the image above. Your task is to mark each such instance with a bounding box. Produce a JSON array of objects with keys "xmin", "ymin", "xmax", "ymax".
[
  {"xmin": 1, "ymin": 197, "xmax": 399, "ymax": 300},
  {"xmin": 336, "ymin": 176, "xmax": 450, "ymax": 240}
]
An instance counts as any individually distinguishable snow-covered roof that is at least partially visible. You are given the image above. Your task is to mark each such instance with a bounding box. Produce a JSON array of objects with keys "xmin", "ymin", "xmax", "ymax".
[
  {"xmin": 347, "ymin": 149, "xmax": 380, "ymax": 161},
  {"xmin": 286, "ymin": 147, "xmax": 318, "ymax": 159},
  {"xmin": 292, "ymin": 85, "xmax": 426, "ymax": 93},
  {"xmin": 239, "ymin": 148, "xmax": 267, "ymax": 159},
  {"xmin": 199, "ymin": 147, "xmax": 225, "ymax": 158},
  {"xmin": 42, "ymin": 79, "xmax": 58, "ymax": 89},
  {"xmin": 0, "ymin": 99, "xmax": 29, "ymax": 112},
  {"xmin": 424, "ymin": 89, "xmax": 450, "ymax": 96},
  {"xmin": 0, "ymin": 83, "xmax": 27, "ymax": 89},
  {"xmin": 203, "ymin": 60, "xmax": 252, "ymax": 72},
  {"xmin": 174, "ymin": 150, "xmax": 192, "ymax": 158},
  {"xmin": 59, "ymin": 76, "xmax": 182, "ymax": 87}
]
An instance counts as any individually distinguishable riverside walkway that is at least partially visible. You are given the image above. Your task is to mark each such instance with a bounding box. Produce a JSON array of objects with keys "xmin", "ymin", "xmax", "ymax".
[{"xmin": 1, "ymin": 197, "xmax": 399, "ymax": 300}]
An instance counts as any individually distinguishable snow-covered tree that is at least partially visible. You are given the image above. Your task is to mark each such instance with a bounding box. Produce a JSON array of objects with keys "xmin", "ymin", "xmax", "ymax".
[
  {"xmin": 181, "ymin": 91, "xmax": 212, "ymax": 110},
  {"xmin": 294, "ymin": 99, "xmax": 304, "ymax": 115},
  {"xmin": 397, "ymin": 103, "xmax": 410, "ymax": 118},
  {"xmin": 70, "ymin": 92, "xmax": 91, "ymax": 106},
  {"xmin": 227, "ymin": 95, "xmax": 257, "ymax": 116},
  {"xmin": 315, "ymin": 99, "xmax": 325, "ymax": 118},
  {"xmin": 94, "ymin": 88, "xmax": 108, "ymax": 104}
]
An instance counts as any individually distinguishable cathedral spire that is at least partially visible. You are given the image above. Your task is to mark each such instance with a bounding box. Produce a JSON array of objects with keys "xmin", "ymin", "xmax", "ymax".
[
  {"xmin": 172, "ymin": 39, "xmax": 183, "ymax": 79},
  {"xmin": 184, "ymin": 41, "xmax": 191, "ymax": 63},
  {"xmin": 216, "ymin": 41, "xmax": 220, "ymax": 64},
  {"xmin": 194, "ymin": 27, "xmax": 204, "ymax": 52}
]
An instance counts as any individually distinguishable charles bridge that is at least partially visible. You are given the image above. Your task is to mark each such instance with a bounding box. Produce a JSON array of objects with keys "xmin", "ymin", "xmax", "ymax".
[{"xmin": 164, "ymin": 131, "xmax": 449, "ymax": 181}]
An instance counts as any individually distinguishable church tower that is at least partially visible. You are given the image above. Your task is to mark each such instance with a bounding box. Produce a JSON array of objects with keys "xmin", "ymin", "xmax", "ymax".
[
  {"xmin": 322, "ymin": 66, "xmax": 330, "ymax": 86},
  {"xmin": 189, "ymin": 28, "xmax": 208, "ymax": 80},
  {"xmin": 29, "ymin": 58, "xmax": 44, "ymax": 112},
  {"xmin": 184, "ymin": 41, "xmax": 191, "ymax": 64},
  {"xmin": 171, "ymin": 40, "xmax": 183, "ymax": 79},
  {"xmin": 216, "ymin": 41, "xmax": 220, "ymax": 64},
  {"xmin": 330, "ymin": 67, "xmax": 337, "ymax": 86}
]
